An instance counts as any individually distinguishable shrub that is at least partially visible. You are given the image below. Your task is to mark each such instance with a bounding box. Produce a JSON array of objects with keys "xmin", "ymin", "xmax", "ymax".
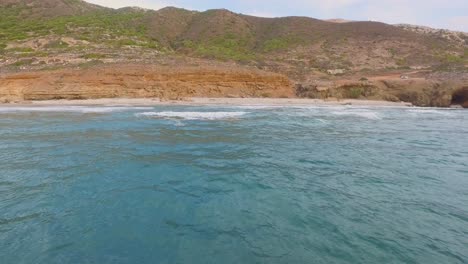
[
  {"xmin": 443, "ymin": 53, "xmax": 463, "ymax": 63},
  {"xmin": 0, "ymin": 43, "xmax": 7, "ymax": 53},
  {"xmin": 81, "ymin": 53, "xmax": 107, "ymax": 59},
  {"xmin": 262, "ymin": 37, "xmax": 303, "ymax": 52},
  {"xmin": 116, "ymin": 39, "xmax": 138, "ymax": 46},
  {"xmin": 78, "ymin": 59, "xmax": 104, "ymax": 68},
  {"xmin": 347, "ymin": 87, "xmax": 363, "ymax": 99},
  {"xmin": 263, "ymin": 39, "xmax": 289, "ymax": 52},
  {"xmin": 191, "ymin": 37, "xmax": 255, "ymax": 62},
  {"xmin": 44, "ymin": 40, "xmax": 69, "ymax": 49},
  {"xmin": 11, "ymin": 58, "xmax": 34, "ymax": 66},
  {"xmin": 6, "ymin": 47, "xmax": 34, "ymax": 53}
]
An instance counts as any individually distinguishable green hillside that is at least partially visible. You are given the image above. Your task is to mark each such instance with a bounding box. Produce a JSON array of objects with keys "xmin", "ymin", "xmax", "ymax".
[{"xmin": 0, "ymin": 0, "xmax": 466, "ymax": 73}]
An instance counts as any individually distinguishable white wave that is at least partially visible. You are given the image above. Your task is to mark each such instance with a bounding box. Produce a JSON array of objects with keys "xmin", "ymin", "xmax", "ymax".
[
  {"xmin": 330, "ymin": 110, "xmax": 381, "ymax": 120},
  {"xmin": 234, "ymin": 105, "xmax": 340, "ymax": 110},
  {"xmin": 407, "ymin": 109, "xmax": 453, "ymax": 116},
  {"xmin": 136, "ymin": 111, "xmax": 248, "ymax": 120},
  {"xmin": 233, "ymin": 105, "xmax": 283, "ymax": 109},
  {"xmin": 317, "ymin": 119, "xmax": 328, "ymax": 124},
  {"xmin": 0, "ymin": 106, "xmax": 153, "ymax": 113}
]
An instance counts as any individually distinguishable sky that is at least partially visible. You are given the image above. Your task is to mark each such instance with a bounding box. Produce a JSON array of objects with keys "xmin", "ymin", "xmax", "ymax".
[{"xmin": 86, "ymin": 0, "xmax": 468, "ymax": 32}]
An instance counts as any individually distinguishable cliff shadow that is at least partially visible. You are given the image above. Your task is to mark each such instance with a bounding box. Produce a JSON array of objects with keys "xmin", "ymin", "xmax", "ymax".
[{"xmin": 451, "ymin": 87, "xmax": 468, "ymax": 108}]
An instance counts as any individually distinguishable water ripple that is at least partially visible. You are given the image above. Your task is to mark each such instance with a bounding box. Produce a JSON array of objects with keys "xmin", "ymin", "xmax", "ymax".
[{"xmin": 0, "ymin": 105, "xmax": 467, "ymax": 263}]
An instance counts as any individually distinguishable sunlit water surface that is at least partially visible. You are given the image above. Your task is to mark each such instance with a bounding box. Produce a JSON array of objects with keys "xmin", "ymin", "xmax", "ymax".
[{"xmin": 1, "ymin": 105, "xmax": 467, "ymax": 263}]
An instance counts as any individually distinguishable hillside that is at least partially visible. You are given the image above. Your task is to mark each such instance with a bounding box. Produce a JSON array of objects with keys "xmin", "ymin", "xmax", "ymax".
[
  {"xmin": 0, "ymin": 0, "xmax": 467, "ymax": 107},
  {"xmin": 396, "ymin": 24, "xmax": 468, "ymax": 47},
  {"xmin": 0, "ymin": 0, "xmax": 106, "ymax": 17}
]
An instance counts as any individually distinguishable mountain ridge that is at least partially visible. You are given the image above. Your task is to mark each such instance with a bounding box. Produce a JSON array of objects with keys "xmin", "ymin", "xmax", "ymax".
[{"xmin": 1, "ymin": 0, "xmax": 465, "ymax": 71}]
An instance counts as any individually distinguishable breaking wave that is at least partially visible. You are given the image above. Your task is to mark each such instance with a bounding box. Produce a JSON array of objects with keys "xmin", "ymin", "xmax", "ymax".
[
  {"xmin": 407, "ymin": 109, "xmax": 454, "ymax": 116},
  {"xmin": 330, "ymin": 110, "xmax": 382, "ymax": 120},
  {"xmin": 136, "ymin": 111, "xmax": 249, "ymax": 120}
]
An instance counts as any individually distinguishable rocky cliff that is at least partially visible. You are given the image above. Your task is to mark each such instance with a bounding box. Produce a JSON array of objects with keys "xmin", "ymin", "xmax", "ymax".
[
  {"xmin": 0, "ymin": 65, "xmax": 294, "ymax": 102},
  {"xmin": 295, "ymin": 72, "xmax": 468, "ymax": 108}
]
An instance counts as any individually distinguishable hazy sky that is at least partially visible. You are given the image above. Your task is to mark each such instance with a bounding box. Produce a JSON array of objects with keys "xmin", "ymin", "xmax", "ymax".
[{"xmin": 86, "ymin": 0, "xmax": 468, "ymax": 32}]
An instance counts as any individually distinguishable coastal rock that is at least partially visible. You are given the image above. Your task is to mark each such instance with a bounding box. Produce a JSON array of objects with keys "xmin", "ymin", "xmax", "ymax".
[{"xmin": 379, "ymin": 79, "xmax": 457, "ymax": 107}]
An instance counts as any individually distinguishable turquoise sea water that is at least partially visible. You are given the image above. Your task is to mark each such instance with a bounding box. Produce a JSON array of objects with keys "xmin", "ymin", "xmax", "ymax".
[{"xmin": 0, "ymin": 105, "xmax": 467, "ymax": 263}]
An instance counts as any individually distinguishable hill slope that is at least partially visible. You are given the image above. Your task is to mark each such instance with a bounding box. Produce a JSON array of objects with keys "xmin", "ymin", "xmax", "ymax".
[
  {"xmin": 1, "ymin": 0, "xmax": 466, "ymax": 73},
  {"xmin": 0, "ymin": 0, "xmax": 106, "ymax": 17}
]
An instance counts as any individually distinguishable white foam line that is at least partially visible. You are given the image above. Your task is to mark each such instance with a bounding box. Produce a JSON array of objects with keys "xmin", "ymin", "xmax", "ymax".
[
  {"xmin": 136, "ymin": 111, "xmax": 249, "ymax": 120},
  {"xmin": 407, "ymin": 109, "xmax": 454, "ymax": 116},
  {"xmin": 331, "ymin": 110, "xmax": 382, "ymax": 120}
]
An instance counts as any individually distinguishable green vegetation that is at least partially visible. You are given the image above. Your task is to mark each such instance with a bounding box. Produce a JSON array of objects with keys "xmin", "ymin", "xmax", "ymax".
[
  {"xmin": 0, "ymin": 43, "xmax": 7, "ymax": 54},
  {"xmin": 442, "ymin": 53, "xmax": 463, "ymax": 63},
  {"xmin": 0, "ymin": 6, "xmax": 159, "ymax": 51},
  {"xmin": 263, "ymin": 38, "xmax": 290, "ymax": 52},
  {"xmin": 183, "ymin": 34, "xmax": 255, "ymax": 61},
  {"xmin": 0, "ymin": 1, "xmax": 465, "ymax": 72},
  {"xmin": 347, "ymin": 87, "xmax": 364, "ymax": 99},
  {"xmin": 430, "ymin": 52, "xmax": 466, "ymax": 71},
  {"xmin": 10, "ymin": 58, "xmax": 34, "ymax": 67},
  {"xmin": 263, "ymin": 36, "xmax": 305, "ymax": 53},
  {"xmin": 6, "ymin": 47, "xmax": 35, "ymax": 52},
  {"xmin": 396, "ymin": 57, "xmax": 407, "ymax": 66},
  {"xmin": 17, "ymin": 51, "xmax": 49, "ymax": 58},
  {"xmin": 44, "ymin": 40, "xmax": 69, "ymax": 49},
  {"xmin": 115, "ymin": 39, "xmax": 139, "ymax": 47},
  {"xmin": 77, "ymin": 59, "xmax": 105, "ymax": 69},
  {"xmin": 81, "ymin": 53, "xmax": 107, "ymax": 59},
  {"xmin": 388, "ymin": 48, "xmax": 397, "ymax": 57},
  {"xmin": 341, "ymin": 85, "xmax": 376, "ymax": 99}
]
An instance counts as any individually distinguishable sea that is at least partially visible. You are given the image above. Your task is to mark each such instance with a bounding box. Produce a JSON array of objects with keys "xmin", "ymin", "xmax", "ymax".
[{"xmin": 0, "ymin": 104, "xmax": 467, "ymax": 263}]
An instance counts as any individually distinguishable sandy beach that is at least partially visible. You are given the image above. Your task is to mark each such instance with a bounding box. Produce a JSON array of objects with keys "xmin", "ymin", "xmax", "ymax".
[{"xmin": 3, "ymin": 98, "xmax": 414, "ymax": 107}]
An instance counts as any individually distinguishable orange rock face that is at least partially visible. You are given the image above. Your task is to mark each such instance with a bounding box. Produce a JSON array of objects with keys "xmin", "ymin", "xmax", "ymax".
[{"xmin": 0, "ymin": 64, "xmax": 294, "ymax": 101}]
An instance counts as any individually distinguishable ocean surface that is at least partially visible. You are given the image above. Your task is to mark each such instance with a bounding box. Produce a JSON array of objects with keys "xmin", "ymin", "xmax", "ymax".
[{"xmin": 0, "ymin": 105, "xmax": 467, "ymax": 264}]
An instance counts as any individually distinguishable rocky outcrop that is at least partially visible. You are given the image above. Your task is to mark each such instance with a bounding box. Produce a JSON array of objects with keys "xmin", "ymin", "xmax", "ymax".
[
  {"xmin": 380, "ymin": 79, "xmax": 457, "ymax": 107},
  {"xmin": 295, "ymin": 82, "xmax": 377, "ymax": 100},
  {"xmin": 0, "ymin": 65, "xmax": 294, "ymax": 101},
  {"xmin": 295, "ymin": 77, "xmax": 467, "ymax": 107}
]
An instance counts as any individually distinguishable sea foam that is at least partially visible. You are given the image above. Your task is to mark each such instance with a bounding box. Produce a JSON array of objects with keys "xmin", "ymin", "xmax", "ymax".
[
  {"xmin": 330, "ymin": 110, "xmax": 382, "ymax": 120},
  {"xmin": 407, "ymin": 109, "xmax": 454, "ymax": 116},
  {"xmin": 136, "ymin": 111, "xmax": 249, "ymax": 120}
]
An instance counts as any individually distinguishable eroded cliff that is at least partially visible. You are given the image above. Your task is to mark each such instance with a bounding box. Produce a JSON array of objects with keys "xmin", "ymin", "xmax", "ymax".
[{"xmin": 0, "ymin": 65, "xmax": 294, "ymax": 101}]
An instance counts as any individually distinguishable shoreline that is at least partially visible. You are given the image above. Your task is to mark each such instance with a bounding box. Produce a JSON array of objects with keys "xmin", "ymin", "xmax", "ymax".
[{"xmin": 1, "ymin": 98, "xmax": 414, "ymax": 107}]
